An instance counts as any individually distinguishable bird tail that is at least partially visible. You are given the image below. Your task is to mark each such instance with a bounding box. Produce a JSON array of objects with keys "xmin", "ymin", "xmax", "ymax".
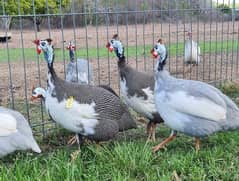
[
  {"xmin": 31, "ymin": 139, "xmax": 41, "ymax": 153},
  {"xmin": 221, "ymin": 107, "xmax": 239, "ymax": 131}
]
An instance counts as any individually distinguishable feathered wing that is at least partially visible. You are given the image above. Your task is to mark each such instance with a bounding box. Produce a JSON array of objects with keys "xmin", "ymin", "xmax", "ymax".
[
  {"xmin": 165, "ymin": 90, "xmax": 226, "ymax": 122},
  {"xmin": 0, "ymin": 113, "xmax": 18, "ymax": 136}
]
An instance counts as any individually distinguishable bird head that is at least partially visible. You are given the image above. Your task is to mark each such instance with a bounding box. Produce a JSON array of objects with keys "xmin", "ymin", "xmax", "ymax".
[
  {"xmin": 185, "ymin": 30, "xmax": 192, "ymax": 38},
  {"xmin": 106, "ymin": 34, "xmax": 124, "ymax": 60},
  {"xmin": 33, "ymin": 38, "xmax": 54, "ymax": 69},
  {"xmin": 66, "ymin": 41, "xmax": 76, "ymax": 51},
  {"xmin": 31, "ymin": 87, "xmax": 46, "ymax": 101},
  {"xmin": 66, "ymin": 41, "xmax": 76, "ymax": 62}
]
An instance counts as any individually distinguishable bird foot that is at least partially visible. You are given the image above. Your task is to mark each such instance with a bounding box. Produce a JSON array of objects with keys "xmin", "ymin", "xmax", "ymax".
[
  {"xmin": 147, "ymin": 134, "xmax": 156, "ymax": 143},
  {"xmin": 195, "ymin": 138, "xmax": 200, "ymax": 153},
  {"xmin": 152, "ymin": 144, "xmax": 165, "ymax": 152},
  {"xmin": 70, "ymin": 150, "xmax": 81, "ymax": 162},
  {"xmin": 67, "ymin": 135, "xmax": 77, "ymax": 145},
  {"xmin": 151, "ymin": 136, "xmax": 156, "ymax": 143}
]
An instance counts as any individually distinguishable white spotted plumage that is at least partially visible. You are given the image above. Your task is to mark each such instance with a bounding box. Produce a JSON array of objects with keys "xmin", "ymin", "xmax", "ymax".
[
  {"xmin": 120, "ymin": 78, "xmax": 157, "ymax": 119},
  {"xmin": 45, "ymin": 92, "xmax": 99, "ymax": 136}
]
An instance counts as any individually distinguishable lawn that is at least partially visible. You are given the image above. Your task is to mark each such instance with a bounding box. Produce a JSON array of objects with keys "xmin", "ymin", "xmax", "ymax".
[
  {"xmin": 0, "ymin": 39, "xmax": 238, "ymax": 63},
  {"xmin": 0, "ymin": 81, "xmax": 239, "ymax": 180}
]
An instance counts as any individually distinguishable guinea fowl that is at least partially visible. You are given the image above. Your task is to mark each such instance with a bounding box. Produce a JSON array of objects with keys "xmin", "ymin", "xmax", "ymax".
[
  {"xmin": 184, "ymin": 30, "xmax": 200, "ymax": 65},
  {"xmin": 33, "ymin": 39, "xmax": 136, "ymax": 145},
  {"xmin": 152, "ymin": 40, "xmax": 239, "ymax": 152},
  {"xmin": 0, "ymin": 106, "xmax": 41, "ymax": 157},
  {"xmin": 31, "ymin": 86, "xmax": 118, "ymax": 145},
  {"xmin": 66, "ymin": 41, "xmax": 94, "ymax": 84},
  {"xmin": 106, "ymin": 34, "xmax": 164, "ymax": 142},
  {"xmin": 66, "ymin": 41, "xmax": 117, "ymax": 97}
]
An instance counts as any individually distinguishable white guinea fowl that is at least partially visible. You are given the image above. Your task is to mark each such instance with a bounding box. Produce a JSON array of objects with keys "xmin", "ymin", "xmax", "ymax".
[
  {"xmin": 184, "ymin": 30, "xmax": 200, "ymax": 65},
  {"xmin": 152, "ymin": 39, "xmax": 239, "ymax": 152},
  {"xmin": 66, "ymin": 41, "xmax": 94, "ymax": 84},
  {"xmin": 0, "ymin": 106, "xmax": 41, "ymax": 157}
]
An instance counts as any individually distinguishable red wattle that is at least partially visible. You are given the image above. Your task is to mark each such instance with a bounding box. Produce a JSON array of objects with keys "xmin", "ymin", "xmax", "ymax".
[{"xmin": 36, "ymin": 46, "xmax": 42, "ymax": 54}]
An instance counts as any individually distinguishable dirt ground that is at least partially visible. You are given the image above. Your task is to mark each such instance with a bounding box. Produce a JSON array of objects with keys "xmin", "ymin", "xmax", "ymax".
[{"xmin": 0, "ymin": 22, "xmax": 238, "ymax": 105}]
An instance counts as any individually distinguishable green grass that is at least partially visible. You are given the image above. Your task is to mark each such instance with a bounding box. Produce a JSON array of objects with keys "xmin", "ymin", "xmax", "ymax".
[
  {"xmin": 0, "ymin": 39, "xmax": 238, "ymax": 62},
  {"xmin": 0, "ymin": 82, "xmax": 239, "ymax": 180},
  {"xmin": 1, "ymin": 128, "xmax": 239, "ymax": 180}
]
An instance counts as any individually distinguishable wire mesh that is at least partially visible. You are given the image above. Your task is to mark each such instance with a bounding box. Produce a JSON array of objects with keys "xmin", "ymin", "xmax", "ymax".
[{"xmin": 0, "ymin": 0, "xmax": 238, "ymax": 137}]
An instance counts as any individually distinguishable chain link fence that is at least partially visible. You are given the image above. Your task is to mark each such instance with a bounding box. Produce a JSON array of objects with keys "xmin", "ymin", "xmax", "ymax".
[{"xmin": 0, "ymin": 0, "xmax": 238, "ymax": 136}]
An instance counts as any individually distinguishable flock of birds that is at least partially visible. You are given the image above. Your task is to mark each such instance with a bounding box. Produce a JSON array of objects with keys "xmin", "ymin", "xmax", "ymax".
[{"xmin": 1, "ymin": 30, "xmax": 239, "ymax": 158}]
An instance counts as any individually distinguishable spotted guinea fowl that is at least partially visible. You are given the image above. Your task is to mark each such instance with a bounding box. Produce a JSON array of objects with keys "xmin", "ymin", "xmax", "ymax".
[
  {"xmin": 66, "ymin": 41, "xmax": 94, "ymax": 84},
  {"xmin": 33, "ymin": 39, "xmax": 136, "ymax": 144},
  {"xmin": 31, "ymin": 86, "xmax": 117, "ymax": 145},
  {"xmin": 31, "ymin": 85, "xmax": 117, "ymax": 127},
  {"xmin": 152, "ymin": 40, "xmax": 239, "ymax": 152},
  {"xmin": 0, "ymin": 106, "xmax": 41, "ymax": 157},
  {"xmin": 106, "ymin": 34, "xmax": 164, "ymax": 142}
]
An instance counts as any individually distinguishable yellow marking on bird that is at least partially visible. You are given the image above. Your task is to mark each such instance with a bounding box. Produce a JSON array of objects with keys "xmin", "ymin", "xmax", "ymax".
[{"xmin": 66, "ymin": 96, "xmax": 74, "ymax": 109}]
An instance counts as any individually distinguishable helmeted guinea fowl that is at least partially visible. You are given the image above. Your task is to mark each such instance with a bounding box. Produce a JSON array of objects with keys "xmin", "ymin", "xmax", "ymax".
[
  {"xmin": 106, "ymin": 34, "xmax": 164, "ymax": 142},
  {"xmin": 33, "ymin": 39, "xmax": 136, "ymax": 144},
  {"xmin": 66, "ymin": 41, "xmax": 94, "ymax": 84},
  {"xmin": 0, "ymin": 106, "xmax": 41, "ymax": 157},
  {"xmin": 152, "ymin": 39, "xmax": 239, "ymax": 152},
  {"xmin": 31, "ymin": 86, "xmax": 118, "ymax": 145},
  {"xmin": 66, "ymin": 41, "xmax": 117, "ymax": 97},
  {"xmin": 31, "ymin": 86, "xmax": 117, "ymax": 129},
  {"xmin": 184, "ymin": 30, "xmax": 200, "ymax": 65}
]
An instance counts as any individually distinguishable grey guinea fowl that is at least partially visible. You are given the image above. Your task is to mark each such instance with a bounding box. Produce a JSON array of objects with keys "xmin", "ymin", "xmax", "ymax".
[
  {"xmin": 152, "ymin": 39, "xmax": 239, "ymax": 152},
  {"xmin": 0, "ymin": 106, "xmax": 41, "ymax": 157},
  {"xmin": 106, "ymin": 34, "xmax": 164, "ymax": 142},
  {"xmin": 66, "ymin": 41, "xmax": 117, "ymax": 96},
  {"xmin": 66, "ymin": 41, "xmax": 94, "ymax": 84},
  {"xmin": 33, "ymin": 39, "xmax": 136, "ymax": 143}
]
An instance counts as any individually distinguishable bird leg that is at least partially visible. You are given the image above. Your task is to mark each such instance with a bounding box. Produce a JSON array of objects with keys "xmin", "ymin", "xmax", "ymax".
[
  {"xmin": 146, "ymin": 122, "xmax": 156, "ymax": 142},
  {"xmin": 70, "ymin": 134, "xmax": 84, "ymax": 162},
  {"xmin": 67, "ymin": 135, "xmax": 77, "ymax": 145},
  {"xmin": 146, "ymin": 121, "xmax": 152, "ymax": 135},
  {"xmin": 152, "ymin": 130, "xmax": 177, "ymax": 152},
  {"xmin": 184, "ymin": 64, "xmax": 195, "ymax": 74},
  {"xmin": 195, "ymin": 137, "xmax": 200, "ymax": 153},
  {"xmin": 151, "ymin": 123, "xmax": 157, "ymax": 143},
  {"xmin": 67, "ymin": 134, "xmax": 84, "ymax": 146}
]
